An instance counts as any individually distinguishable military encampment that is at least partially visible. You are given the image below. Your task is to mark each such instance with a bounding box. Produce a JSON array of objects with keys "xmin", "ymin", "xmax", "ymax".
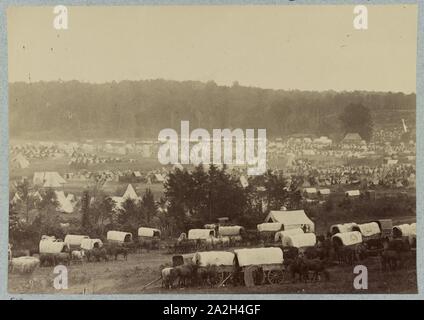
[{"xmin": 7, "ymin": 5, "xmax": 417, "ymax": 295}]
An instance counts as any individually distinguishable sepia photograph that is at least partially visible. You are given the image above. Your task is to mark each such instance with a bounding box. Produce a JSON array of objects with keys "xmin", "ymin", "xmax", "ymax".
[{"xmin": 6, "ymin": 4, "xmax": 418, "ymax": 295}]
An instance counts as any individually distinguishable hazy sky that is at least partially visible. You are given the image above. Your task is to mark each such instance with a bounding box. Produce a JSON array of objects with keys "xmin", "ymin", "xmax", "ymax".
[{"xmin": 7, "ymin": 5, "xmax": 417, "ymax": 92}]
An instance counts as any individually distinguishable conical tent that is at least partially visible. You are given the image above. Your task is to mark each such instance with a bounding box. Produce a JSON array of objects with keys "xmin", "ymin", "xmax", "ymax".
[{"xmin": 122, "ymin": 184, "xmax": 140, "ymax": 201}]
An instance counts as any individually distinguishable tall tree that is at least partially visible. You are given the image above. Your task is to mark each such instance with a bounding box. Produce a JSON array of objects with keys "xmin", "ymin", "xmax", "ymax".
[
  {"xmin": 339, "ymin": 103, "xmax": 373, "ymax": 141},
  {"xmin": 80, "ymin": 190, "xmax": 91, "ymax": 231},
  {"xmin": 142, "ymin": 188, "xmax": 157, "ymax": 224}
]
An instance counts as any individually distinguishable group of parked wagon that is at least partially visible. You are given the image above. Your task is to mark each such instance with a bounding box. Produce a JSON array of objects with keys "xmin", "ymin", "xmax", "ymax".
[
  {"xmin": 17, "ymin": 226, "xmax": 162, "ymax": 268},
  {"xmin": 162, "ymin": 247, "xmax": 288, "ymax": 288},
  {"xmin": 168, "ymin": 225, "xmax": 245, "ymax": 254},
  {"xmin": 159, "ymin": 212, "xmax": 418, "ymax": 289}
]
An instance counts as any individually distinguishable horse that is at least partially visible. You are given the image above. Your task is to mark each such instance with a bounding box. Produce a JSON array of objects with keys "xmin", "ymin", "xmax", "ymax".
[
  {"xmin": 286, "ymin": 257, "xmax": 309, "ymax": 283},
  {"xmin": 175, "ymin": 262, "xmax": 198, "ymax": 288},
  {"xmin": 302, "ymin": 258, "xmax": 330, "ymax": 281},
  {"xmin": 106, "ymin": 245, "xmax": 129, "ymax": 261},
  {"xmin": 86, "ymin": 247, "xmax": 108, "ymax": 262}
]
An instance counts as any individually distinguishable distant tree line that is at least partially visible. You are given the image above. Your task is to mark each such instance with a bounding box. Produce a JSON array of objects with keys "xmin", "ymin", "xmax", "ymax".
[{"xmin": 9, "ymin": 80, "xmax": 415, "ymax": 140}]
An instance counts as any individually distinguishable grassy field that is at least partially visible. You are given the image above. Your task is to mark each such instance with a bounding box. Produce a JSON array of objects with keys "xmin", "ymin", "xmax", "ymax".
[{"xmin": 8, "ymin": 247, "xmax": 417, "ymax": 295}]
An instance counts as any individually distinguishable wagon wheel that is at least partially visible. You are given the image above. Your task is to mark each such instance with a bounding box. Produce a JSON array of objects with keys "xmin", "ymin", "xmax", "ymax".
[
  {"xmin": 266, "ymin": 270, "xmax": 285, "ymax": 285},
  {"xmin": 210, "ymin": 271, "xmax": 225, "ymax": 286}
]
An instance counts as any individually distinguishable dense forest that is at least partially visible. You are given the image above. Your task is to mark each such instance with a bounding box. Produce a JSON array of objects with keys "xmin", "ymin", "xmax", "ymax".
[{"xmin": 9, "ymin": 80, "xmax": 416, "ymax": 140}]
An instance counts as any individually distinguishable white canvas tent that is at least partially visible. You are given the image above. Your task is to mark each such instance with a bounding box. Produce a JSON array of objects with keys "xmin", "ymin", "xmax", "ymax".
[
  {"xmin": 55, "ymin": 191, "xmax": 75, "ymax": 213},
  {"xmin": 265, "ymin": 210, "xmax": 315, "ymax": 233},
  {"xmin": 11, "ymin": 154, "xmax": 29, "ymax": 169},
  {"xmin": 304, "ymin": 188, "xmax": 317, "ymax": 194},
  {"xmin": 319, "ymin": 189, "xmax": 331, "ymax": 196},
  {"xmin": 240, "ymin": 176, "xmax": 249, "ymax": 188},
  {"xmin": 122, "ymin": 184, "xmax": 140, "ymax": 202},
  {"xmin": 154, "ymin": 174, "xmax": 165, "ymax": 182},
  {"xmin": 33, "ymin": 172, "xmax": 66, "ymax": 188}
]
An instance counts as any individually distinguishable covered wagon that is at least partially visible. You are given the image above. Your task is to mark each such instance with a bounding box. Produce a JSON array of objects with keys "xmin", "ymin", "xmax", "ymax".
[
  {"xmin": 80, "ymin": 238, "xmax": 103, "ymax": 250},
  {"xmin": 204, "ymin": 224, "xmax": 217, "ymax": 230},
  {"xmin": 282, "ymin": 233, "xmax": 316, "ymax": 249},
  {"xmin": 188, "ymin": 229, "xmax": 215, "ymax": 240},
  {"xmin": 409, "ymin": 223, "xmax": 416, "ymax": 247},
  {"xmin": 138, "ymin": 227, "xmax": 161, "ymax": 250},
  {"xmin": 257, "ymin": 222, "xmax": 282, "ymax": 243},
  {"xmin": 375, "ymin": 219, "xmax": 393, "ymax": 239},
  {"xmin": 107, "ymin": 231, "xmax": 133, "ymax": 245},
  {"xmin": 352, "ymin": 222, "xmax": 381, "ymax": 240},
  {"xmin": 39, "ymin": 238, "xmax": 70, "ymax": 254},
  {"xmin": 64, "ymin": 235, "xmax": 90, "ymax": 249},
  {"xmin": 138, "ymin": 227, "xmax": 161, "ymax": 238},
  {"xmin": 330, "ymin": 222, "xmax": 357, "ymax": 235},
  {"xmin": 192, "ymin": 251, "xmax": 235, "ymax": 284},
  {"xmin": 331, "ymin": 231, "xmax": 363, "ymax": 248},
  {"xmin": 218, "ymin": 226, "xmax": 245, "ymax": 245},
  {"xmin": 393, "ymin": 224, "xmax": 414, "ymax": 239},
  {"xmin": 218, "ymin": 226, "xmax": 245, "ymax": 237},
  {"xmin": 274, "ymin": 228, "xmax": 304, "ymax": 243},
  {"xmin": 234, "ymin": 247, "xmax": 285, "ymax": 285},
  {"xmin": 393, "ymin": 223, "xmax": 416, "ymax": 247},
  {"xmin": 187, "ymin": 229, "xmax": 216, "ymax": 250}
]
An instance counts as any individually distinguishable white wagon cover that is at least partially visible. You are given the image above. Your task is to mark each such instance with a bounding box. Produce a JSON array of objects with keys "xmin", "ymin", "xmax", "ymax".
[
  {"xmin": 188, "ymin": 229, "xmax": 215, "ymax": 240},
  {"xmin": 257, "ymin": 222, "xmax": 282, "ymax": 232},
  {"xmin": 332, "ymin": 231, "xmax": 363, "ymax": 246},
  {"xmin": 138, "ymin": 227, "xmax": 161, "ymax": 237},
  {"xmin": 218, "ymin": 226, "xmax": 244, "ymax": 236},
  {"xmin": 282, "ymin": 233, "xmax": 316, "ymax": 248},
  {"xmin": 64, "ymin": 235, "xmax": 90, "ymax": 246},
  {"xmin": 346, "ymin": 190, "xmax": 360, "ymax": 197},
  {"xmin": 393, "ymin": 224, "xmax": 414, "ymax": 237},
  {"xmin": 107, "ymin": 230, "xmax": 133, "ymax": 242},
  {"xmin": 80, "ymin": 238, "xmax": 103, "ymax": 250},
  {"xmin": 192, "ymin": 251, "xmax": 235, "ymax": 267},
  {"xmin": 330, "ymin": 222, "xmax": 357, "ymax": 234},
  {"xmin": 39, "ymin": 239, "xmax": 69, "ymax": 254},
  {"xmin": 234, "ymin": 247, "xmax": 283, "ymax": 267},
  {"xmin": 353, "ymin": 222, "xmax": 381, "ymax": 237},
  {"xmin": 274, "ymin": 228, "xmax": 304, "ymax": 242}
]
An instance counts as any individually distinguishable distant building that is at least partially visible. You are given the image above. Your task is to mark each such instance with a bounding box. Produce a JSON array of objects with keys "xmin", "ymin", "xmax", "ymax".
[{"xmin": 342, "ymin": 133, "xmax": 363, "ymax": 144}]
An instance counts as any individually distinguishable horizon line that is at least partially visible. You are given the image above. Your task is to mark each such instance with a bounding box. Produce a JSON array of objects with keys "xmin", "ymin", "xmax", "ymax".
[{"xmin": 8, "ymin": 78, "xmax": 417, "ymax": 95}]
